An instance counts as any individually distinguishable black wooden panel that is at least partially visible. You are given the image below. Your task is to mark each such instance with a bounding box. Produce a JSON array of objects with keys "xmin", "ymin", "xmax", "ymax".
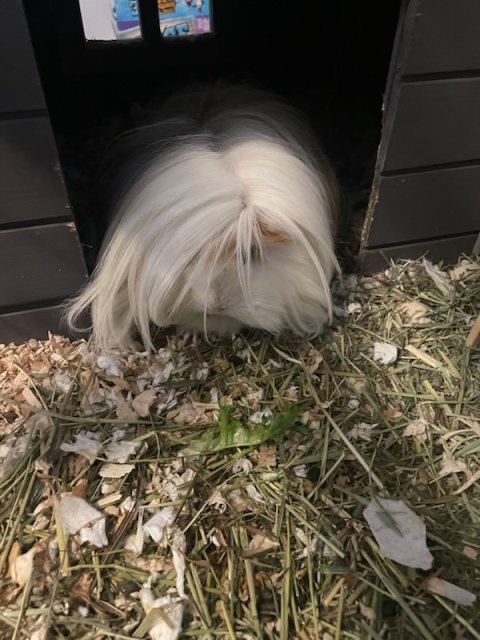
[
  {"xmin": 359, "ymin": 233, "xmax": 479, "ymax": 273},
  {"xmin": 137, "ymin": 0, "xmax": 161, "ymax": 44},
  {"xmin": 0, "ymin": 118, "xmax": 72, "ymax": 225},
  {"xmin": 405, "ymin": 0, "xmax": 480, "ymax": 75},
  {"xmin": 0, "ymin": 304, "xmax": 80, "ymax": 345},
  {"xmin": 384, "ymin": 79, "xmax": 480, "ymax": 172},
  {"xmin": 368, "ymin": 166, "xmax": 480, "ymax": 246},
  {"xmin": 0, "ymin": 0, "xmax": 45, "ymax": 112},
  {"xmin": 0, "ymin": 224, "xmax": 87, "ymax": 310}
]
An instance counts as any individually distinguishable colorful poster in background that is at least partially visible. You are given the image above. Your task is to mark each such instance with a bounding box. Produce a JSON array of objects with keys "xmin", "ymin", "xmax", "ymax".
[
  {"xmin": 112, "ymin": 0, "xmax": 141, "ymax": 39},
  {"xmin": 111, "ymin": 0, "xmax": 212, "ymax": 40},
  {"xmin": 160, "ymin": 0, "xmax": 211, "ymax": 38}
]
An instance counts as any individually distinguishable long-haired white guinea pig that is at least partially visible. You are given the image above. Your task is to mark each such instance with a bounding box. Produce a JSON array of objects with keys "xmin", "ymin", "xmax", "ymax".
[{"xmin": 66, "ymin": 83, "xmax": 339, "ymax": 350}]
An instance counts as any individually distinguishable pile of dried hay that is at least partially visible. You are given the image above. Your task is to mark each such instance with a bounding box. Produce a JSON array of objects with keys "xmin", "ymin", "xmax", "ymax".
[{"xmin": 0, "ymin": 256, "xmax": 479, "ymax": 640}]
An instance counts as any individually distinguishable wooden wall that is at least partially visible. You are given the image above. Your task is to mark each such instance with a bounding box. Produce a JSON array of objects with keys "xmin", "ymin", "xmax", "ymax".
[
  {"xmin": 361, "ymin": 0, "xmax": 480, "ymax": 270},
  {"xmin": 0, "ymin": 0, "xmax": 87, "ymax": 344}
]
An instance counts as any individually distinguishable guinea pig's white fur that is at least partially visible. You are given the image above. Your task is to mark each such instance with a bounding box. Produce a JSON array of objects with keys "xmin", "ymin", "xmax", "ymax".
[{"xmin": 66, "ymin": 83, "xmax": 339, "ymax": 350}]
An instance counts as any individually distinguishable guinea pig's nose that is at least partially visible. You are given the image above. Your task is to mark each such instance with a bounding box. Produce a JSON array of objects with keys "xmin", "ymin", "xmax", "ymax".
[
  {"xmin": 205, "ymin": 294, "xmax": 219, "ymax": 313},
  {"xmin": 205, "ymin": 294, "xmax": 224, "ymax": 314}
]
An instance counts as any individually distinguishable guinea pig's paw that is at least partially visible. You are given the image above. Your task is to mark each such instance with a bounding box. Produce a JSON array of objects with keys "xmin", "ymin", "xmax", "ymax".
[{"xmin": 173, "ymin": 330, "xmax": 200, "ymax": 348}]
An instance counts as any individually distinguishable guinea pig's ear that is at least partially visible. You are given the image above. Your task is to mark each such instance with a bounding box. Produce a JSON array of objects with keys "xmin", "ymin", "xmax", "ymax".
[{"xmin": 258, "ymin": 219, "xmax": 290, "ymax": 246}]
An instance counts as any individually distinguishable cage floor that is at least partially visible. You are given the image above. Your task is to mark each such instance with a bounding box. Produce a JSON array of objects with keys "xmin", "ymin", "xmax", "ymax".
[{"xmin": 1, "ymin": 255, "xmax": 479, "ymax": 639}]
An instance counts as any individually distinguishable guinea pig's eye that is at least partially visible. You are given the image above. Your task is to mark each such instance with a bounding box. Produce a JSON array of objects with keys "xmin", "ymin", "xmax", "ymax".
[
  {"xmin": 241, "ymin": 245, "xmax": 261, "ymax": 264},
  {"xmin": 250, "ymin": 244, "xmax": 261, "ymax": 261}
]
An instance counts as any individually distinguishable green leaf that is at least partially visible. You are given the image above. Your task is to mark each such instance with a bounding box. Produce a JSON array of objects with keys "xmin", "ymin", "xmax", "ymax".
[{"xmin": 190, "ymin": 405, "xmax": 300, "ymax": 453}]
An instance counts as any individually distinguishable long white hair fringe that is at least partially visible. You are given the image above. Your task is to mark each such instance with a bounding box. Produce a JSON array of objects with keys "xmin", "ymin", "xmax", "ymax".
[{"xmin": 66, "ymin": 83, "xmax": 339, "ymax": 350}]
